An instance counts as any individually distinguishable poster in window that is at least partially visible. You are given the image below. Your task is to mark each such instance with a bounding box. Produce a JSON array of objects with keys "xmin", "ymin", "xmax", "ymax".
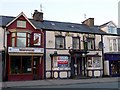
[
  {"xmin": 34, "ymin": 33, "xmax": 41, "ymax": 46},
  {"xmin": 57, "ymin": 56, "xmax": 69, "ymax": 68}
]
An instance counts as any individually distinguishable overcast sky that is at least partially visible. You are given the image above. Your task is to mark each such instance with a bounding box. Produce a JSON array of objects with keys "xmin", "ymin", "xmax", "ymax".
[{"xmin": 0, "ymin": 0, "xmax": 120, "ymax": 25}]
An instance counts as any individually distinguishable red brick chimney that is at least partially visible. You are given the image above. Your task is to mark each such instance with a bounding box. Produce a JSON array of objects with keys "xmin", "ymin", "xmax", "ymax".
[
  {"xmin": 33, "ymin": 10, "xmax": 43, "ymax": 21},
  {"xmin": 82, "ymin": 18, "xmax": 94, "ymax": 27}
]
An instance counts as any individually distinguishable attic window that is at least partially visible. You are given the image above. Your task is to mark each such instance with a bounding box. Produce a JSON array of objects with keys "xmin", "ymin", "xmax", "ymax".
[
  {"xmin": 51, "ymin": 23, "xmax": 55, "ymax": 26},
  {"xmin": 17, "ymin": 20, "xmax": 26, "ymax": 28}
]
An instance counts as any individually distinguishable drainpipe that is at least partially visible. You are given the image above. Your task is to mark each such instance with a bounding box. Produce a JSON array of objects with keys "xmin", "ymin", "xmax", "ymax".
[
  {"xmin": 101, "ymin": 35, "xmax": 104, "ymax": 76},
  {"xmin": 3, "ymin": 26, "xmax": 6, "ymax": 81},
  {"xmin": 43, "ymin": 30, "xmax": 46, "ymax": 79}
]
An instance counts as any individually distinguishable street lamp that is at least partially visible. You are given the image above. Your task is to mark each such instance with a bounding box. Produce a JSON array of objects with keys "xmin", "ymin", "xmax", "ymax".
[{"xmin": 82, "ymin": 53, "xmax": 86, "ymax": 76}]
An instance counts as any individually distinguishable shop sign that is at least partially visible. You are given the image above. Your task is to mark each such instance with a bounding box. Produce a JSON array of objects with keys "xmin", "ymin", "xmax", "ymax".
[{"xmin": 8, "ymin": 47, "xmax": 44, "ymax": 53}]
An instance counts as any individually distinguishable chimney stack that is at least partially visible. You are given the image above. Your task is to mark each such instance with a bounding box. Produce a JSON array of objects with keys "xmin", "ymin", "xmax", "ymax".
[
  {"xmin": 33, "ymin": 10, "xmax": 43, "ymax": 21},
  {"xmin": 82, "ymin": 18, "xmax": 94, "ymax": 27}
]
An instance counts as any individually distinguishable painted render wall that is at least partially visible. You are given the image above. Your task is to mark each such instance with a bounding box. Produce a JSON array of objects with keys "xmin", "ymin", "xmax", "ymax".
[
  {"xmin": 0, "ymin": 27, "xmax": 4, "ymax": 50},
  {"xmin": 45, "ymin": 31, "xmax": 103, "ymax": 78}
]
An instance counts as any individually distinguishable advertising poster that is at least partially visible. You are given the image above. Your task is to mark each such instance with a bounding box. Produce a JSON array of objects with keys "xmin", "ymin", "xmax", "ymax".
[
  {"xmin": 57, "ymin": 56, "xmax": 69, "ymax": 68},
  {"xmin": 34, "ymin": 33, "xmax": 41, "ymax": 46}
]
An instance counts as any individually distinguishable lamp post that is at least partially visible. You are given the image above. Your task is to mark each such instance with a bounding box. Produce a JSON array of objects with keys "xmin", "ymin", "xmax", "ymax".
[{"xmin": 82, "ymin": 53, "xmax": 86, "ymax": 76}]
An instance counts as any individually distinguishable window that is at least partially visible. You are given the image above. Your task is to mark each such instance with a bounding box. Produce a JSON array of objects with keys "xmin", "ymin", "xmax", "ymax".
[
  {"xmin": 87, "ymin": 57, "xmax": 92, "ymax": 67},
  {"xmin": 93, "ymin": 57, "xmax": 101, "ymax": 68},
  {"xmin": 109, "ymin": 39, "xmax": 112, "ymax": 51},
  {"xmin": 33, "ymin": 33, "xmax": 41, "ymax": 46},
  {"xmin": 113, "ymin": 39, "xmax": 117, "ymax": 51},
  {"xmin": 11, "ymin": 32, "xmax": 30, "ymax": 47},
  {"xmin": 118, "ymin": 39, "xmax": 120, "ymax": 51},
  {"xmin": 10, "ymin": 56, "xmax": 32, "ymax": 74},
  {"xmin": 87, "ymin": 38, "xmax": 95, "ymax": 50},
  {"xmin": 72, "ymin": 37, "xmax": 80, "ymax": 49},
  {"xmin": 87, "ymin": 57, "xmax": 101, "ymax": 68},
  {"xmin": 55, "ymin": 36, "xmax": 65, "ymax": 49},
  {"xmin": 108, "ymin": 26, "xmax": 117, "ymax": 34},
  {"xmin": 17, "ymin": 20, "xmax": 26, "ymax": 28}
]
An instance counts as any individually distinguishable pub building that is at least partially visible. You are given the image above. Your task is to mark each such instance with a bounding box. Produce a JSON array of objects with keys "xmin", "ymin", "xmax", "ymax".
[{"xmin": 4, "ymin": 11, "xmax": 45, "ymax": 81}]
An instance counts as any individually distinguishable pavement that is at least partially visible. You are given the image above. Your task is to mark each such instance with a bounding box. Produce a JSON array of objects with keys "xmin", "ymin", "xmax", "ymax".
[{"xmin": 1, "ymin": 77, "xmax": 120, "ymax": 88}]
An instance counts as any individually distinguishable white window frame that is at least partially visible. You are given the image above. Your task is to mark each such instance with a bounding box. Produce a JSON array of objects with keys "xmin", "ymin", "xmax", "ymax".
[{"xmin": 17, "ymin": 20, "xmax": 26, "ymax": 28}]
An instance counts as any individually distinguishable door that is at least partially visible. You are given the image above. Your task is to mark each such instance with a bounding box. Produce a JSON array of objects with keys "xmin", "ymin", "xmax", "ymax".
[{"xmin": 33, "ymin": 56, "xmax": 40, "ymax": 80}]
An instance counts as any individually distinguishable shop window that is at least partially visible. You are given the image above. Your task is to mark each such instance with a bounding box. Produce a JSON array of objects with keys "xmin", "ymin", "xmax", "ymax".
[
  {"xmin": 87, "ymin": 38, "xmax": 95, "ymax": 50},
  {"xmin": 87, "ymin": 57, "xmax": 92, "ymax": 67},
  {"xmin": 93, "ymin": 57, "xmax": 101, "ymax": 68},
  {"xmin": 11, "ymin": 32, "xmax": 30, "ymax": 47},
  {"xmin": 87, "ymin": 57, "xmax": 101, "ymax": 68},
  {"xmin": 10, "ymin": 56, "xmax": 32, "ymax": 74},
  {"xmin": 111, "ymin": 61, "xmax": 120, "ymax": 75},
  {"xmin": 52, "ymin": 56, "xmax": 70, "ymax": 69},
  {"xmin": 72, "ymin": 37, "xmax": 80, "ymax": 49},
  {"xmin": 55, "ymin": 36, "xmax": 65, "ymax": 49}
]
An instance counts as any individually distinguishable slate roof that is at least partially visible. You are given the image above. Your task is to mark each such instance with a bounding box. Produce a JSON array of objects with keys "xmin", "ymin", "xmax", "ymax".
[{"xmin": 0, "ymin": 15, "xmax": 118, "ymax": 35}]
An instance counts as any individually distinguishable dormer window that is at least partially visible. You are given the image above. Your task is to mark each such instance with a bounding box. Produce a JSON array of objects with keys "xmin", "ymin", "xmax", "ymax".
[
  {"xmin": 108, "ymin": 26, "xmax": 117, "ymax": 34},
  {"xmin": 17, "ymin": 20, "xmax": 26, "ymax": 28}
]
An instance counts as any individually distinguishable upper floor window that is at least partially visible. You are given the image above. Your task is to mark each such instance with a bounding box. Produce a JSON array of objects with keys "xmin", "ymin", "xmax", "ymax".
[
  {"xmin": 113, "ymin": 39, "xmax": 117, "ymax": 51},
  {"xmin": 87, "ymin": 38, "xmax": 95, "ymax": 50},
  {"xmin": 72, "ymin": 37, "xmax": 80, "ymax": 49},
  {"xmin": 17, "ymin": 20, "xmax": 26, "ymax": 28},
  {"xmin": 108, "ymin": 26, "xmax": 117, "ymax": 34},
  {"xmin": 118, "ymin": 39, "xmax": 120, "ymax": 51},
  {"xmin": 11, "ymin": 32, "xmax": 30, "ymax": 47},
  {"xmin": 109, "ymin": 39, "xmax": 112, "ymax": 51},
  {"xmin": 55, "ymin": 36, "xmax": 65, "ymax": 49}
]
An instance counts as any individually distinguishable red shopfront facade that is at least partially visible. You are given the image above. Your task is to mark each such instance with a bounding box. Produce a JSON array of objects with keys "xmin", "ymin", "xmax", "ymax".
[{"xmin": 5, "ymin": 12, "xmax": 45, "ymax": 81}]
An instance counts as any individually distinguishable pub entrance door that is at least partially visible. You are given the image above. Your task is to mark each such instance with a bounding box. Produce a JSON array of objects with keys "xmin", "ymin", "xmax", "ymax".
[{"xmin": 71, "ymin": 56, "xmax": 86, "ymax": 78}]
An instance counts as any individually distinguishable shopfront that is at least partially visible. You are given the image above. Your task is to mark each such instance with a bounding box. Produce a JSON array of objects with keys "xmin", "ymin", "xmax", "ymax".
[
  {"xmin": 69, "ymin": 49, "xmax": 103, "ymax": 78},
  {"xmin": 7, "ymin": 47, "xmax": 44, "ymax": 81},
  {"xmin": 104, "ymin": 53, "xmax": 120, "ymax": 77}
]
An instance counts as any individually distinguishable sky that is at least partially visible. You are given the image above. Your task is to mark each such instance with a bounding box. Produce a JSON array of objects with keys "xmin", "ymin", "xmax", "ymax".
[{"xmin": 0, "ymin": 0, "xmax": 120, "ymax": 25}]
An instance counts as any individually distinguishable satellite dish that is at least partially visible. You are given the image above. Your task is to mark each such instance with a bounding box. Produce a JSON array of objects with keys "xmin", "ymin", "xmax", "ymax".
[{"xmin": 98, "ymin": 41, "xmax": 104, "ymax": 49}]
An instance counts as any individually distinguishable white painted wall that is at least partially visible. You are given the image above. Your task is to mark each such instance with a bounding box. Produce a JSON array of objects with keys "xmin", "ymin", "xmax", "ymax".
[
  {"xmin": 0, "ymin": 27, "xmax": 4, "ymax": 51},
  {"xmin": 45, "ymin": 31, "xmax": 103, "ymax": 78}
]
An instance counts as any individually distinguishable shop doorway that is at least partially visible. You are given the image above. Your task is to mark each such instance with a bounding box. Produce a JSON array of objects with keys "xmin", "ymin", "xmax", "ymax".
[
  {"xmin": 33, "ymin": 56, "xmax": 40, "ymax": 80},
  {"xmin": 110, "ymin": 61, "xmax": 120, "ymax": 76},
  {"xmin": 71, "ymin": 57, "xmax": 86, "ymax": 78}
]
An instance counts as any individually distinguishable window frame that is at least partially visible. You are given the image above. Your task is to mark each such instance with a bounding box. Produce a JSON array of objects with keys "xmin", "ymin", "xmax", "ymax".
[
  {"xmin": 10, "ymin": 56, "xmax": 32, "ymax": 74},
  {"xmin": 72, "ymin": 37, "xmax": 80, "ymax": 49},
  {"xmin": 87, "ymin": 37, "xmax": 95, "ymax": 50},
  {"xmin": 11, "ymin": 32, "xmax": 31, "ymax": 47},
  {"xmin": 55, "ymin": 36, "xmax": 65, "ymax": 49},
  {"xmin": 17, "ymin": 20, "xmax": 26, "ymax": 28}
]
